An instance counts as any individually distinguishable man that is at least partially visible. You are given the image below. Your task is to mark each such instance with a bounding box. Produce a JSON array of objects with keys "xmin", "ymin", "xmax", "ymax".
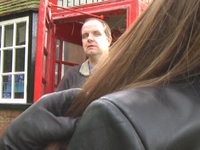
[{"xmin": 56, "ymin": 18, "xmax": 112, "ymax": 91}]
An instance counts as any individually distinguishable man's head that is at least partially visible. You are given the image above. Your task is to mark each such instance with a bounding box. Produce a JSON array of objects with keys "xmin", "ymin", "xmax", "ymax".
[{"xmin": 81, "ymin": 18, "xmax": 112, "ymax": 59}]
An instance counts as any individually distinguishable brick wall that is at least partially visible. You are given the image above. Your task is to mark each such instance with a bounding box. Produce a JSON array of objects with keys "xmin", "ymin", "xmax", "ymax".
[{"xmin": 0, "ymin": 110, "xmax": 23, "ymax": 137}]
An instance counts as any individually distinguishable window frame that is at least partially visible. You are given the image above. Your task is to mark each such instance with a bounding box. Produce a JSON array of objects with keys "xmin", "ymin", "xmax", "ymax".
[{"xmin": 0, "ymin": 16, "xmax": 29, "ymax": 104}]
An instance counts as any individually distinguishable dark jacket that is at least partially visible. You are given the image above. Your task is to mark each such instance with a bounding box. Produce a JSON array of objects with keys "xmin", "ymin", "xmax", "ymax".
[
  {"xmin": 68, "ymin": 78, "xmax": 200, "ymax": 150},
  {"xmin": 0, "ymin": 89, "xmax": 81, "ymax": 150},
  {"xmin": 56, "ymin": 60, "xmax": 90, "ymax": 91},
  {"xmin": 1, "ymin": 79, "xmax": 200, "ymax": 150}
]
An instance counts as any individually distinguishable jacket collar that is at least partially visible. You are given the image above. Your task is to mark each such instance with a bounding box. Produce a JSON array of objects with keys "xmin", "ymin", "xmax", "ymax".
[{"xmin": 79, "ymin": 59, "xmax": 90, "ymax": 76}]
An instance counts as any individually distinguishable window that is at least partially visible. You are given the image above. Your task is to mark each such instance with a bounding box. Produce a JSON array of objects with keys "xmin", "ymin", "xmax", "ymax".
[
  {"xmin": 57, "ymin": 0, "xmax": 105, "ymax": 7},
  {"xmin": 0, "ymin": 17, "xmax": 29, "ymax": 104}
]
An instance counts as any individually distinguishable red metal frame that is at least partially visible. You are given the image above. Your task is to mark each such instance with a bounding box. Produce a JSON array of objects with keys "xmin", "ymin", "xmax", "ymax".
[
  {"xmin": 34, "ymin": 0, "xmax": 48, "ymax": 102},
  {"xmin": 45, "ymin": 17, "xmax": 56, "ymax": 95},
  {"xmin": 51, "ymin": 0, "xmax": 138, "ymax": 27},
  {"xmin": 34, "ymin": 0, "xmax": 57, "ymax": 102}
]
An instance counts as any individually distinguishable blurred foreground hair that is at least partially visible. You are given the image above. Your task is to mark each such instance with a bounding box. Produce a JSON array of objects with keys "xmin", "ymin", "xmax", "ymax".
[{"xmin": 68, "ymin": 0, "xmax": 200, "ymax": 117}]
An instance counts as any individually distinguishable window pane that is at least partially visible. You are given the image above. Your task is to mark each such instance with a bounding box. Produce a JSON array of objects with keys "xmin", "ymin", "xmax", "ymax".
[
  {"xmin": 63, "ymin": 41, "xmax": 85, "ymax": 64},
  {"xmin": 3, "ymin": 50, "xmax": 12, "ymax": 72},
  {"xmin": 16, "ymin": 22, "xmax": 26, "ymax": 45},
  {"xmin": 15, "ymin": 48, "xmax": 25, "ymax": 71},
  {"xmin": 4, "ymin": 24, "xmax": 13, "ymax": 47},
  {"xmin": 62, "ymin": 64, "xmax": 69, "ymax": 77},
  {"xmin": 56, "ymin": 39, "xmax": 60, "ymax": 59},
  {"xmin": 2, "ymin": 75, "xmax": 12, "ymax": 98},
  {"xmin": 14, "ymin": 74, "xmax": 24, "ymax": 98},
  {"xmin": 43, "ymin": 55, "xmax": 47, "ymax": 78},
  {"xmin": 54, "ymin": 63, "xmax": 58, "ymax": 85}
]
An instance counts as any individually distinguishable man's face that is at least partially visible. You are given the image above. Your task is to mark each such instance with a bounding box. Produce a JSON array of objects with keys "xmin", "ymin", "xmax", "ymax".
[{"xmin": 81, "ymin": 20, "xmax": 112, "ymax": 57}]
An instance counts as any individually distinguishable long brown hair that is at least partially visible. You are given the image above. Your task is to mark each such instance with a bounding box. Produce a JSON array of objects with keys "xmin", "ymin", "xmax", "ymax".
[{"xmin": 68, "ymin": 0, "xmax": 200, "ymax": 117}]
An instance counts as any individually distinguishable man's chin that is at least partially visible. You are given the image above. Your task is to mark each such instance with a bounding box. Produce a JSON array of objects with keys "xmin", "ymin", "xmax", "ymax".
[
  {"xmin": 86, "ymin": 50, "xmax": 98, "ymax": 55},
  {"xmin": 86, "ymin": 52, "xmax": 101, "ymax": 57}
]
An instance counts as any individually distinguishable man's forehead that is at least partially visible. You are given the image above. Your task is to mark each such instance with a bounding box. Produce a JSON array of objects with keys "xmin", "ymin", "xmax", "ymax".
[
  {"xmin": 82, "ymin": 28, "xmax": 102, "ymax": 34},
  {"xmin": 82, "ymin": 20, "xmax": 104, "ymax": 31}
]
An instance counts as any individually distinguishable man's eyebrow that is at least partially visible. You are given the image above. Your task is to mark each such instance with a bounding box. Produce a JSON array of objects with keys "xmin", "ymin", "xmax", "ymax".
[
  {"xmin": 82, "ymin": 32, "xmax": 88, "ymax": 35},
  {"xmin": 93, "ymin": 30, "xmax": 100, "ymax": 32}
]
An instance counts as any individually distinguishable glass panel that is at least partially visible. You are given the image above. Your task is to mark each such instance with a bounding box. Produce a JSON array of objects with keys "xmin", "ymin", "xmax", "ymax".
[
  {"xmin": 14, "ymin": 74, "xmax": 24, "ymax": 98},
  {"xmin": 64, "ymin": 0, "xmax": 105, "ymax": 7},
  {"xmin": 2, "ymin": 75, "xmax": 12, "ymax": 98},
  {"xmin": 4, "ymin": 24, "xmax": 13, "ymax": 47},
  {"xmin": 54, "ymin": 63, "xmax": 58, "ymax": 84},
  {"xmin": 42, "ymin": 82, "xmax": 45, "ymax": 95},
  {"xmin": 3, "ymin": 50, "xmax": 12, "ymax": 72},
  {"xmin": 56, "ymin": 39, "xmax": 60, "ymax": 60},
  {"xmin": 57, "ymin": 0, "xmax": 63, "ymax": 6},
  {"xmin": 63, "ymin": 41, "xmax": 85, "ymax": 64},
  {"xmin": 16, "ymin": 22, "xmax": 26, "ymax": 45},
  {"xmin": 62, "ymin": 64, "xmax": 69, "ymax": 77},
  {"xmin": 15, "ymin": 48, "xmax": 25, "ymax": 71},
  {"xmin": 89, "ymin": 0, "xmax": 93, "ymax": 2},
  {"xmin": 42, "ymin": 55, "xmax": 47, "ymax": 78}
]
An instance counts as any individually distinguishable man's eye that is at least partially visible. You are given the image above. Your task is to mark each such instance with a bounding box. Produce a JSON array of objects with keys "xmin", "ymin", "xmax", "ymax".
[
  {"xmin": 93, "ymin": 32, "xmax": 101, "ymax": 36},
  {"xmin": 82, "ymin": 34, "xmax": 88, "ymax": 39}
]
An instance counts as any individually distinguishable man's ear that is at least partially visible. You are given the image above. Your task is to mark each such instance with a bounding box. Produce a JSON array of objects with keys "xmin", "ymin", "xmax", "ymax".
[{"xmin": 108, "ymin": 36, "xmax": 113, "ymax": 46}]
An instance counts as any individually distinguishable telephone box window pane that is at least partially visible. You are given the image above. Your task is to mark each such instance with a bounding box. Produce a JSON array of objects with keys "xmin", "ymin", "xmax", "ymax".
[
  {"xmin": 62, "ymin": 64, "xmax": 70, "ymax": 76},
  {"xmin": 14, "ymin": 74, "xmax": 24, "ymax": 98},
  {"xmin": 55, "ymin": 63, "xmax": 58, "ymax": 85},
  {"xmin": 3, "ymin": 50, "xmax": 12, "ymax": 72},
  {"xmin": 2, "ymin": 75, "xmax": 12, "ymax": 98},
  {"xmin": 15, "ymin": 48, "xmax": 25, "ymax": 71},
  {"xmin": 4, "ymin": 25, "xmax": 13, "ymax": 47},
  {"xmin": 63, "ymin": 41, "xmax": 85, "ymax": 64},
  {"xmin": 43, "ymin": 55, "xmax": 47, "ymax": 78},
  {"xmin": 56, "ymin": 40, "xmax": 60, "ymax": 60},
  {"xmin": 16, "ymin": 22, "xmax": 26, "ymax": 45}
]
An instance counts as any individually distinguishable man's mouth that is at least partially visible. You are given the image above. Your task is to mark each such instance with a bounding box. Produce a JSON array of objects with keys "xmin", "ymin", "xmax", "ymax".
[{"xmin": 87, "ymin": 45, "xmax": 96, "ymax": 48}]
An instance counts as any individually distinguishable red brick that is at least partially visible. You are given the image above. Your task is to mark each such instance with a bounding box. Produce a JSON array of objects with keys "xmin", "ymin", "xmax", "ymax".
[{"xmin": 0, "ymin": 110, "xmax": 23, "ymax": 138}]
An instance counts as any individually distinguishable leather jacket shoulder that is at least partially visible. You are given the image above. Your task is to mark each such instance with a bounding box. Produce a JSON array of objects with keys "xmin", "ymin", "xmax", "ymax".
[{"xmin": 68, "ymin": 80, "xmax": 200, "ymax": 150}]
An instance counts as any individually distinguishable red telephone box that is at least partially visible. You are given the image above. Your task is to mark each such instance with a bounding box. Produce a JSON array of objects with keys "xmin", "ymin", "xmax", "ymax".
[{"xmin": 34, "ymin": 0, "xmax": 147, "ymax": 102}]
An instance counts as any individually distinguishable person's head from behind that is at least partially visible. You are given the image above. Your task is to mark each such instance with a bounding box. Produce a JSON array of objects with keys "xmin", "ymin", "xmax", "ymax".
[
  {"xmin": 81, "ymin": 18, "xmax": 112, "ymax": 59},
  {"xmin": 68, "ymin": 0, "xmax": 200, "ymax": 117}
]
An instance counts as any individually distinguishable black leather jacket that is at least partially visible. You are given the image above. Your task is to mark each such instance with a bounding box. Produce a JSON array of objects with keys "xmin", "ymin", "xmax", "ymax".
[
  {"xmin": 1, "ymin": 79, "xmax": 200, "ymax": 150},
  {"xmin": 68, "ymin": 79, "xmax": 200, "ymax": 150},
  {"xmin": 0, "ymin": 89, "xmax": 81, "ymax": 150}
]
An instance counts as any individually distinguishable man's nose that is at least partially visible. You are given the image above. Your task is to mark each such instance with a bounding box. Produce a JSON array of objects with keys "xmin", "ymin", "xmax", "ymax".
[{"xmin": 87, "ymin": 34, "xmax": 94, "ymax": 41}]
